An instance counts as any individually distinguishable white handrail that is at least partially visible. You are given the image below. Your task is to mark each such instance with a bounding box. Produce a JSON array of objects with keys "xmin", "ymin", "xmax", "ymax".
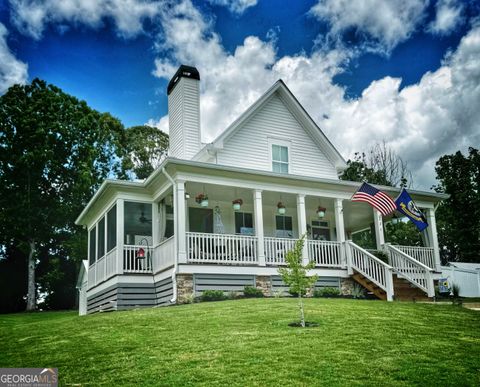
[
  {"xmin": 385, "ymin": 244, "xmax": 435, "ymax": 297},
  {"xmin": 307, "ymin": 240, "xmax": 343, "ymax": 267},
  {"xmin": 123, "ymin": 245, "xmax": 153, "ymax": 273},
  {"xmin": 187, "ymin": 232, "xmax": 258, "ymax": 264},
  {"xmin": 346, "ymin": 241, "xmax": 394, "ymax": 301},
  {"xmin": 264, "ymin": 237, "xmax": 298, "ymax": 265},
  {"xmin": 394, "ymin": 245, "xmax": 435, "ymax": 270}
]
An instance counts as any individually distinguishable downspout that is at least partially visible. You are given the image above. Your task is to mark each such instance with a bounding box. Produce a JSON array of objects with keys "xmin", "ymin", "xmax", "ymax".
[{"xmin": 162, "ymin": 167, "xmax": 178, "ymax": 304}]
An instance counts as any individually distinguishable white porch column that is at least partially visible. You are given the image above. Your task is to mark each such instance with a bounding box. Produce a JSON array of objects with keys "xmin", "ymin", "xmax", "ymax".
[
  {"xmin": 296, "ymin": 194, "xmax": 309, "ymax": 265},
  {"xmin": 116, "ymin": 198, "xmax": 124, "ymax": 274},
  {"xmin": 425, "ymin": 208, "xmax": 441, "ymax": 272},
  {"xmin": 334, "ymin": 199, "xmax": 346, "ymax": 266},
  {"xmin": 176, "ymin": 180, "xmax": 187, "ymax": 264},
  {"xmin": 253, "ymin": 189, "xmax": 265, "ymax": 266},
  {"xmin": 373, "ymin": 209, "xmax": 385, "ymax": 250}
]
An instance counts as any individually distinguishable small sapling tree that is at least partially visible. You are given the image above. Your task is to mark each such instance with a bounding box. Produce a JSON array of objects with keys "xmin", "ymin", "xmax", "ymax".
[{"xmin": 278, "ymin": 235, "xmax": 318, "ymax": 327}]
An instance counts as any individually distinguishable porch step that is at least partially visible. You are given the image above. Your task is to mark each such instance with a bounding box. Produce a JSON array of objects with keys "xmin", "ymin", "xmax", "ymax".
[
  {"xmin": 392, "ymin": 275, "xmax": 432, "ymax": 302},
  {"xmin": 351, "ymin": 273, "xmax": 387, "ymax": 301}
]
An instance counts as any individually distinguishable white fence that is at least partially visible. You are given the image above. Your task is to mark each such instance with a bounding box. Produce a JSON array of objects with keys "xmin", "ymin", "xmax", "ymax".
[
  {"xmin": 123, "ymin": 245, "xmax": 153, "ymax": 273},
  {"xmin": 386, "ymin": 244, "xmax": 434, "ymax": 297},
  {"xmin": 87, "ymin": 247, "xmax": 118, "ymax": 288},
  {"xmin": 441, "ymin": 266, "xmax": 480, "ymax": 297},
  {"xmin": 308, "ymin": 240, "xmax": 343, "ymax": 267},
  {"xmin": 153, "ymin": 237, "xmax": 175, "ymax": 273},
  {"xmin": 187, "ymin": 232, "xmax": 258, "ymax": 264},
  {"xmin": 265, "ymin": 237, "xmax": 297, "ymax": 265},
  {"xmin": 395, "ymin": 245, "xmax": 435, "ymax": 269}
]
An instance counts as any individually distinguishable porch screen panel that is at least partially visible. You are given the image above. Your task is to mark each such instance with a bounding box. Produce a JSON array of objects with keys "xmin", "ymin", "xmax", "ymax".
[
  {"xmin": 97, "ymin": 217, "xmax": 105, "ymax": 258},
  {"xmin": 235, "ymin": 212, "xmax": 253, "ymax": 234},
  {"xmin": 107, "ymin": 204, "xmax": 117, "ymax": 251},
  {"xmin": 124, "ymin": 202, "xmax": 153, "ymax": 245},
  {"xmin": 89, "ymin": 227, "xmax": 96, "ymax": 264},
  {"xmin": 165, "ymin": 205, "xmax": 174, "ymax": 238}
]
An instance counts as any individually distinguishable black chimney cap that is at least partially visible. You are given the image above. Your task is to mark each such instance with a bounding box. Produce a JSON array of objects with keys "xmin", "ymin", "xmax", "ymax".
[{"xmin": 167, "ymin": 65, "xmax": 200, "ymax": 95}]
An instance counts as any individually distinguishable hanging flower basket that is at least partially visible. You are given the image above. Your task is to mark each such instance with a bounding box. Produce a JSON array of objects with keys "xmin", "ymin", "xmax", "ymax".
[
  {"xmin": 195, "ymin": 193, "xmax": 209, "ymax": 207},
  {"xmin": 277, "ymin": 201, "xmax": 286, "ymax": 215},
  {"xmin": 316, "ymin": 206, "xmax": 326, "ymax": 218},
  {"xmin": 232, "ymin": 198, "xmax": 243, "ymax": 211}
]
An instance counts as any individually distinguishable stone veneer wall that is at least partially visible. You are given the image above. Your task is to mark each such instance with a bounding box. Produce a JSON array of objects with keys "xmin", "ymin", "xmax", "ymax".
[
  {"xmin": 255, "ymin": 275, "xmax": 272, "ymax": 297},
  {"xmin": 176, "ymin": 273, "xmax": 194, "ymax": 304},
  {"xmin": 340, "ymin": 278, "xmax": 355, "ymax": 296}
]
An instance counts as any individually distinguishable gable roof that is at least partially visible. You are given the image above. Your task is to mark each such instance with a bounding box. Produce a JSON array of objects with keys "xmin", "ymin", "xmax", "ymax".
[{"xmin": 195, "ymin": 80, "xmax": 347, "ymax": 172}]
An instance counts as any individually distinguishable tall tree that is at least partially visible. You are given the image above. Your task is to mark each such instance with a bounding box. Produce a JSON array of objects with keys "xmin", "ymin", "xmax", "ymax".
[
  {"xmin": 0, "ymin": 79, "xmax": 124, "ymax": 311},
  {"xmin": 433, "ymin": 148, "xmax": 480, "ymax": 263},
  {"xmin": 119, "ymin": 125, "xmax": 169, "ymax": 179}
]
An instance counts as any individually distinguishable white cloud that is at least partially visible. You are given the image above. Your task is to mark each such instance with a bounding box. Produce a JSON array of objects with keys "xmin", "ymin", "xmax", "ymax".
[
  {"xmin": 151, "ymin": 0, "xmax": 479, "ymax": 190},
  {"xmin": 9, "ymin": 0, "xmax": 160, "ymax": 39},
  {"xmin": 0, "ymin": 23, "xmax": 28, "ymax": 94},
  {"xmin": 145, "ymin": 116, "xmax": 169, "ymax": 134},
  {"xmin": 427, "ymin": 0, "xmax": 465, "ymax": 35},
  {"xmin": 309, "ymin": 0, "xmax": 429, "ymax": 54},
  {"xmin": 207, "ymin": 0, "xmax": 257, "ymax": 15}
]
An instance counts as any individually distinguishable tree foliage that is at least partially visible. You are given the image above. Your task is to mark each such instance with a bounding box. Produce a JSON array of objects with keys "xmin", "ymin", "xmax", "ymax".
[
  {"xmin": 0, "ymin": 79, "xmax": 124, "ymax": 311},
  {"xmin": 278, "ymin": 236, "xmax": 317, "ymax": 327},
  {"xmin": 119, "ymin": 125, "xmax": 169, "ymax": 179},
  {"xmin": 433, "ymin": 147, "xmax": 480, "ymax": 263},
  {"xmin": 341, "ymin": 141, "xmax": 412, "ymax": 188}
]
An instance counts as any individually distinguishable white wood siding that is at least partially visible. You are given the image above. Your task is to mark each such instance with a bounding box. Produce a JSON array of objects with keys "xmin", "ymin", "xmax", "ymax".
[
  {"xmin": 216, "ymin": 93, "xmax": 338, "ymax": 180},
  {"xmin": 168, "ymin": 77, "xmax": 201, "ymax": 160}
]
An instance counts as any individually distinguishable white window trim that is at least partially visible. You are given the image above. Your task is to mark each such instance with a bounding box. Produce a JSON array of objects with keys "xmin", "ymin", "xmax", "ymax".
[{"xmin": 268, "ymin": 137, "xmax": 291, "ymax": 174}]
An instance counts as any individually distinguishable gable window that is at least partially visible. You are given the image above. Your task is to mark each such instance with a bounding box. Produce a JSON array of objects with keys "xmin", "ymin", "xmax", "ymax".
[
  {"xmin": 272, "ymin": 144, "xmax": 289, "ymax": 174},
  {"xmin": 275, "ymin": 215, "xmax": 293, "ymax": 238},
  {"xmin": 235, "ymin": 212, "xmax": 253, "ymax": 235}
]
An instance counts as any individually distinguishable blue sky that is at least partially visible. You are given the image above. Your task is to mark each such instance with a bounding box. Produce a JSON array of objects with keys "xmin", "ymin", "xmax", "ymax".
[{"xmin": 0, "ymin": 0, "xmax": 479, "ymax": 189}]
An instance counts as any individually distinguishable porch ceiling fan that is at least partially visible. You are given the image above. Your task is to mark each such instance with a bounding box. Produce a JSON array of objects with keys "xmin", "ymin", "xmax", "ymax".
[{"xmin": 138, "ymin": 211, "xmax": 152, "ymax": 224}]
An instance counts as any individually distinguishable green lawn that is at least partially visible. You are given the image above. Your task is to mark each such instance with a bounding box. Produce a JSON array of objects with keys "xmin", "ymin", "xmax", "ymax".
[{"xmin": 1, "ymin": 299, "xmax": 479, "ymax": 386}]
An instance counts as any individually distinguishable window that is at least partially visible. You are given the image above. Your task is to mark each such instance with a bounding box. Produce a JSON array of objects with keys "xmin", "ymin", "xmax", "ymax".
[
  {"xmin": 124, "ymin": 201, "xmax": 153, "ymax": 245},
  {"xmin": 89, "ymin": 226, "xmax": 96, "ymax": 265},
  {"xmin": 235, "ymin": 212, "xmax": 253, "ymax": 234},
  {"xmin": 107, "ymin": 204, "xmax": 117, "ymax": 251},
  {"xmin": 189, "ymin": 208, "xmax": 213, "ymax": 233},
  {"xmin": 275, "ymin": 215, "xmax": 293, "ymax": 238},
  {"xmin": 311, "ymin": 220, "xmax": 330, "ymax": 241},
  {"xmin": 272, "ymin": 144, "xmax": 289, "ymax": 174},
  {"xmin": 97, "ymin": 217, "xmax": 105, "ymax": 258}
]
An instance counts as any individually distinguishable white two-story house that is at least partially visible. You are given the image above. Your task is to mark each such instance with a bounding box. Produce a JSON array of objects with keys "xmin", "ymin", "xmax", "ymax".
[{"xmin": 75, "ymin": 65, "xmax": 446, "ymax": 315}]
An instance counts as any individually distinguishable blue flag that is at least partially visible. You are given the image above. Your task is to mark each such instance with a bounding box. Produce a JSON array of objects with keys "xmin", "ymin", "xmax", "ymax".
[{"xmin": 395, "ymin": 189, "xmax": 428, "ymax": 231}]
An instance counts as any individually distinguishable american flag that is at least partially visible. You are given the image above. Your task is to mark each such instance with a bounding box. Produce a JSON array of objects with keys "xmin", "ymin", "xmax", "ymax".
[{"xmin": 351, "ymin": 182, "xmax": 397, "ymax": 216}]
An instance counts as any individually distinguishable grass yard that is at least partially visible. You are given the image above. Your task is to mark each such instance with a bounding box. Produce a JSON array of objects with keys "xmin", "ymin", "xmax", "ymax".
[{"xmin": 1, "ymin": 299, "xmax": 479, "ymax": 386}]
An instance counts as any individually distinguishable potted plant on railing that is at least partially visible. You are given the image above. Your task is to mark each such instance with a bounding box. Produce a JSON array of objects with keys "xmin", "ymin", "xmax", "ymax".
[
  {"xmin": 232, "ymin": 198, "xmax": 243, "ymax": 211},
  {"xmin": 316, "ymin": 206, "xmax": 326, "ymax": 218},
  {"xmin": 277, "ymin": 201, "xmax": 286, "ymax": 215},
  {"xmin": 195, "ymin": 193, "xmax": 209, "ymax": 207}
]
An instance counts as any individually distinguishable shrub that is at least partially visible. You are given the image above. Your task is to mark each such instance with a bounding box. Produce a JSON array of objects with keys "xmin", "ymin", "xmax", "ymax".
[
  {"xmin": 183, "ymin": 292, "xmax": 196, "ymax": 304},
  {"xmin": 226, "ymin": 291, "xmax": 241, "ymax": 300},
  {"xmin": 313, "ymin": 287, "xmax": 341, "ymax": 298},
  {"xmin": 243, "ymin": 286, "xmax": 264, "ymax": 298},
  {"xmin": 351, "ymin": 284, "xmax": 365, "ymax": 299},
  {"xmin": 200, "ymin": 290, "xmax": 226, "ymax": 302}
]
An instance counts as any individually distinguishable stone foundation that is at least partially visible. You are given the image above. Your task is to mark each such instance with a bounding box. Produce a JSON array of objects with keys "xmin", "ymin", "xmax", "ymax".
[
  {"xmin": 176, "ymin": 273, "xmax": 194, "ymax": 304},
  {"xmin": 255, "ymin": 275, "xmax": 272, "ymax": 297},
  {"xmin": 340, "ymin": 278, "xmax": 355, "ymax": 296}
]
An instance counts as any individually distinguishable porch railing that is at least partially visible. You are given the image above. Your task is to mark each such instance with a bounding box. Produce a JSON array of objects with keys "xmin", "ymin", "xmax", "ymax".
[
  {"xmin": 308, "ymin": 240, "xmax": 343, "ymax": 267},
  {"xmin": 87, "ymin": 247, "xmax": 117, "ymax": 288},
  {"xmin": 394, "ymin": 245, "xmax": 435, "ymax": 270},
  {"xmin": 385, "ymin": 244, "xmax": 435, "ymax": 297},
  {"xmin": 346, "ymin": 241, "xmax": 394, "ymax": 301},
  {"xmin": 187, "ymin": 232, "xmax": 258, "ymax": 264},
  {"xmin": 265, "ymin": 237, "xmax": 297, "ymax": 265},
  {"xmin": 123, "ymin": 245, "xmax": 153, "ymax": 273},
  {"xmin": 152, "ymin": 237, "xmax": 175, "ymax": 273}
]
